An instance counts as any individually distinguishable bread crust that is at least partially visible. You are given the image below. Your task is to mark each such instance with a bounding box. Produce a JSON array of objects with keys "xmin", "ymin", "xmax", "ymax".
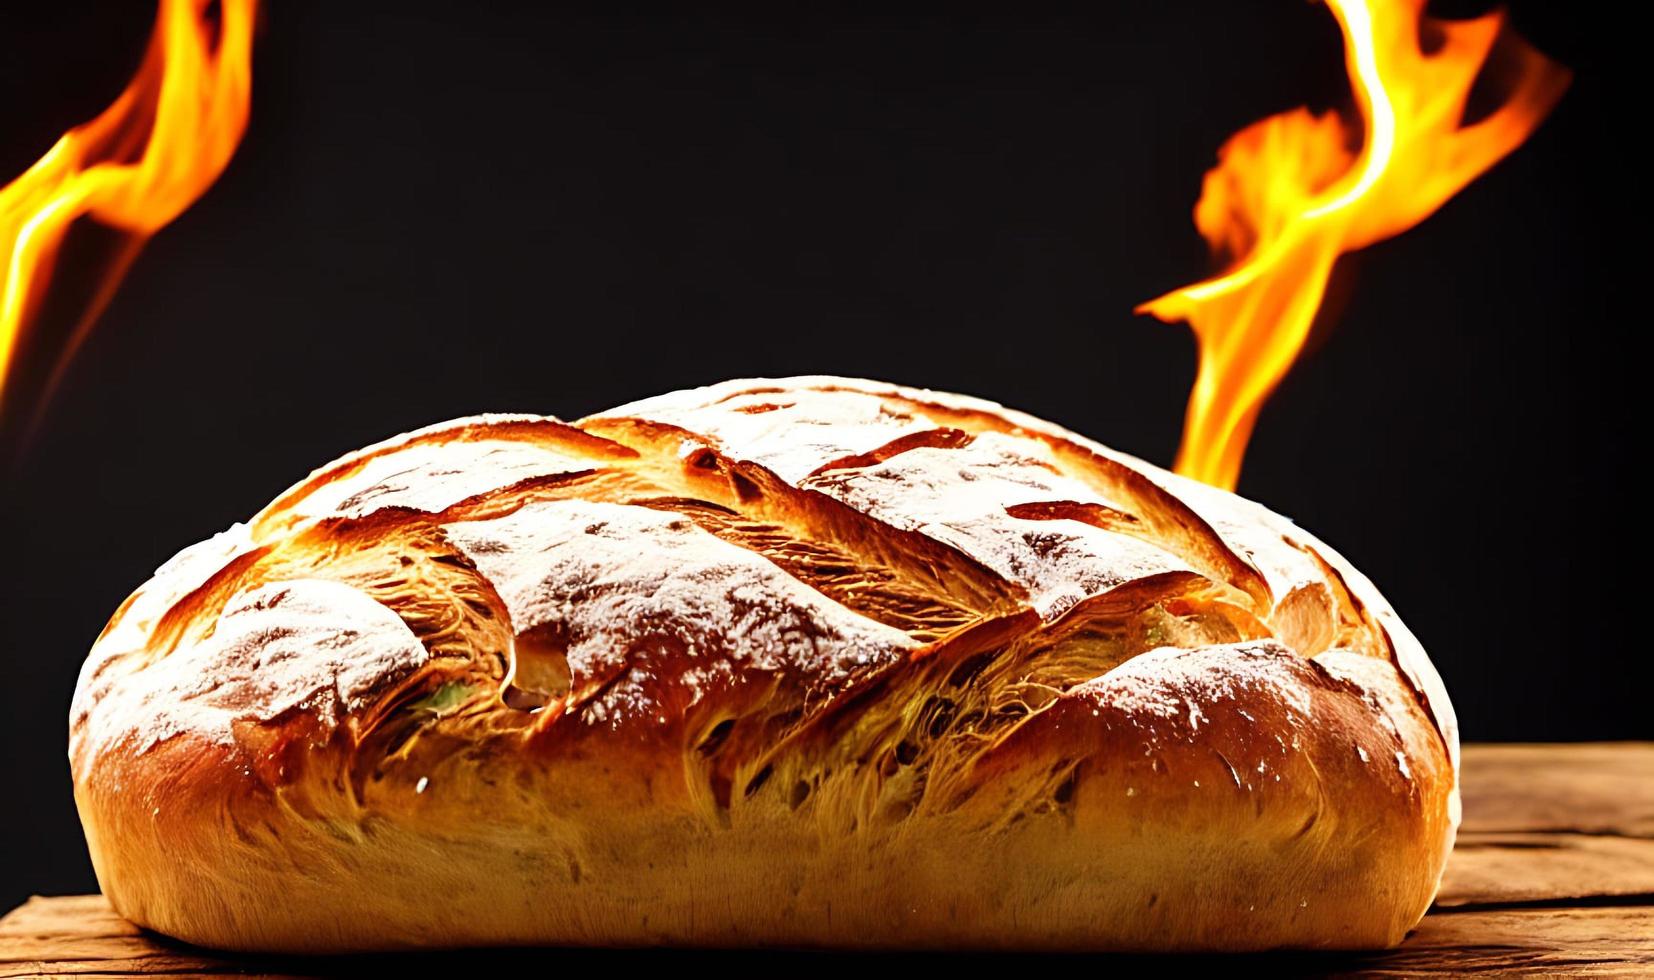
[{"xmin": 70, "ymin": 377, "xmax": 1457, "ymax": 952}]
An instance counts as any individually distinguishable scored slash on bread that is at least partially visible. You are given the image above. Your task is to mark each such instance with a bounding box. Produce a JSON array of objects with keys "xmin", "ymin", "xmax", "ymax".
[{"xmin": 69, "ymin": 376, "xmax": 1458, "ymax": 953}]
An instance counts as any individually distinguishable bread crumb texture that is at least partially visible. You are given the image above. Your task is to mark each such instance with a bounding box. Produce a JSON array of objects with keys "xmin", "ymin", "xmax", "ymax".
[{"xmin": 68, "ymin": 377, "xmax": 1459, "ymax": 952}]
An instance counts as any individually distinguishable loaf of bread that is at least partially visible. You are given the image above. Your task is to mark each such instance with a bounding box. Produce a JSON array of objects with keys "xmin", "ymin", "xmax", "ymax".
[{"xmin": 70, "ymin": 376, "xmax": 1457, "ymax": 953}]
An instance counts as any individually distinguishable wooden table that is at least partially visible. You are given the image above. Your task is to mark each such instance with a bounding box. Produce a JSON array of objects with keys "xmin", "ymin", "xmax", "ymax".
[{"xmin": 5, "ymin": 743, "xmax": 1650, "ymax": 976}]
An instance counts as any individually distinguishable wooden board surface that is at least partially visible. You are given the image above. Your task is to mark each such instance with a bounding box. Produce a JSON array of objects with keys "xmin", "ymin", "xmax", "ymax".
[{"xmin": 4, "ymin": 743, "xmax": 1650, "ymax": 977}]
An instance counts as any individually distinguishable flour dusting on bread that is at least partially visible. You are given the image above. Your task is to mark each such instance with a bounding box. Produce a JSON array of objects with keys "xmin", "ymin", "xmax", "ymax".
[{"xmin": 68, "ymin": 377, "xmax": 1459, "ymax": 954}]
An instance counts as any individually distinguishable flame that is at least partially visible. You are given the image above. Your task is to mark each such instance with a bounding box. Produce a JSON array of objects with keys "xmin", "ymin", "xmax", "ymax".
[
  {"xmin": 1139, "ymin": 0, "xmax": 1569, "ymax": 490},
  {"xmin": 0, "ymin": 0, "xmax": 255, "ymax": 425}
]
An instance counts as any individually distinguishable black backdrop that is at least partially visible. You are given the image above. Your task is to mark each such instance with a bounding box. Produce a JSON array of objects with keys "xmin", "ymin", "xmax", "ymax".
[{"xmin": 0, "ymin": 2, "xmax": 1625, "ymax": 906}]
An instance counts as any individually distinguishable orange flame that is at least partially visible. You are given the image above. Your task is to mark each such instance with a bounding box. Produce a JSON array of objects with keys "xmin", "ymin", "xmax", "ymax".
[
  {"xmin": 1139, "ymin": 0, "xmax": 1569, "ymax": 490},
  {"xmin": 0, "ymin": 0, "xmax": 255, "ymax": 424}
]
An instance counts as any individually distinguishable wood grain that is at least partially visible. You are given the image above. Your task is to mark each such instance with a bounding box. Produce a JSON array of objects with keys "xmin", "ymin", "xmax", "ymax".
[
  {"xmin": 1438, "ymin": 742, "xmax": 1654, "ymax": 911},
  {"xmin": 1458, "ymin": 742, "xmax": 1654, "ymax": 838},
  {"xmin": 4, "ymin": 743, "xmax": 1651, "ymax": 976},
  {"xmin": 1439, "ymin": 833, "xmax": 1654, "ymax": 908}
]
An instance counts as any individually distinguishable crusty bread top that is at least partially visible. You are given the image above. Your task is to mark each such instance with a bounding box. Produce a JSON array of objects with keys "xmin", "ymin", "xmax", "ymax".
[{"xmin": 69, "ymin": 376, "xmax": 1456, "ymax": 784}]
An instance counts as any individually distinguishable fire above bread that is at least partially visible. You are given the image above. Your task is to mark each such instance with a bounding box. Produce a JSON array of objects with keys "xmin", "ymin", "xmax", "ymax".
[
  {"xmin": 1141, "ymin": 0, "xmax": 1567, "ymax": 491},
  {"xmin": 70, "ymin": 377, "xmax": 1457, "ymax": 953}
]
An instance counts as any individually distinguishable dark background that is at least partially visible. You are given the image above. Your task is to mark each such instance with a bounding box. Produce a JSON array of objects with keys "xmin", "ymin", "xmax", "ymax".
[{"xmin": 0, "ymin": 2, "xmax": 1625, "ymax": 905}]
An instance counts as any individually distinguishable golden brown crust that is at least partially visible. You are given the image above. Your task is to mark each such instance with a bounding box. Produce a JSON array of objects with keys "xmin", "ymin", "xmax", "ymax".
[{"xmin": 70, "ymin": 377, "xmax": 1457, "ymax": 952}]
